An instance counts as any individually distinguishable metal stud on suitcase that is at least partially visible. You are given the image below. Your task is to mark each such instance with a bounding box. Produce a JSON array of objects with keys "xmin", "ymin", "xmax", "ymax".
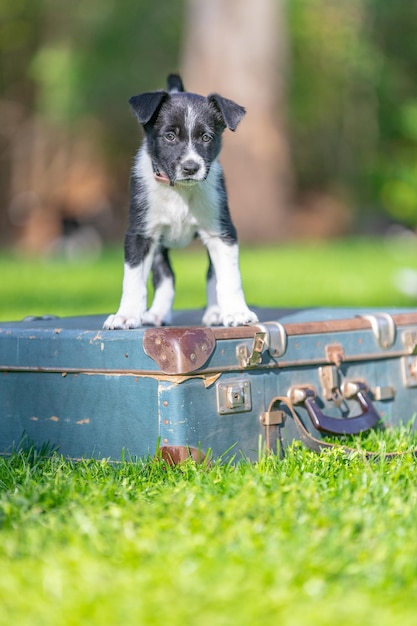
[{"xmin": 1, "ymin": 307, "xmax": 417, "ymax": 461}]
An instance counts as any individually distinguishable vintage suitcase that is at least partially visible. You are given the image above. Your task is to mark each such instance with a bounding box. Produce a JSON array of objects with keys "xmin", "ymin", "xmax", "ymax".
[{"xmin": 1, "ymin": 307, "xmax": 417, "ymax": 462}]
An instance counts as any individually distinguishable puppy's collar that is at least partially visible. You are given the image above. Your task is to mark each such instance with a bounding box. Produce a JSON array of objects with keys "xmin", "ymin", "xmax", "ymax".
[
  {"xmin": 154, "ymin": 172, "xmax": 173, "ymax": 185},
  {"xmin": 152, "ymin": 162, "xmax": 174, "ymax": 186}
]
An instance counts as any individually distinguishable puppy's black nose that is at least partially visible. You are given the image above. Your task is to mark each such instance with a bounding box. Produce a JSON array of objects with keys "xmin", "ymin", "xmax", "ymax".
[{"xmin": 182, "ymin": 160, "xmax": 200, "ymax": 176}]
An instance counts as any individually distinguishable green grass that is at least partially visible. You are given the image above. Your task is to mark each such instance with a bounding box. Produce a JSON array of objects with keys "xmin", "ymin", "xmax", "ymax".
[
  {"xmin": 1, "ymin": 237, "xmax": 417, "ymax": 625},
  {"xmin": 1, "ymin": 236, "xmax": 417, "ymax": 320},
  {"xmin": 1, "ymin": 447, "xmax": 417, "ymax": 625}
]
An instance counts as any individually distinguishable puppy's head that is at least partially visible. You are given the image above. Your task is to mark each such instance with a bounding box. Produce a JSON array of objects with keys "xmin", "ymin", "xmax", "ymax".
[{"xmin": 129, "ymin": 75, "xmax": 245, "ymax": 186}]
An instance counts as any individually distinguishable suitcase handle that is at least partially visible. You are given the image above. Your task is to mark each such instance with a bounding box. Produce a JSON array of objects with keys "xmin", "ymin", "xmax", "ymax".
[
  {"xmin": 264, "ymin": 395, "xmax": 416, "ymax": 459},
  {"xmin": 289, "ymin": 382, "xmax": 380, "ymax": 435}
]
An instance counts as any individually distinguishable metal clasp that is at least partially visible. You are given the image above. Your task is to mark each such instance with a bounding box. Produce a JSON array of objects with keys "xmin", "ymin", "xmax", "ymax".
[
  {"xmin": 217, "ymin": 379, "xmax": 252, "ymax": 415},
  {"xmin": 258, "ymin": 322, "xmax": 287, "ymax": 358},
  {"xmin": 318, "ymin": 365, "xmax": 344, "ymax": 407},
  {"xmin": 361, "ymin": 313, "xmax": 396, "ymax": 349},
  {"xmin": 402, "ymin": 330, "xmax": 417, "ymax": 354},
  {"xmin": 236, "ymin": 330, "xmax": 266, "ymax": 367},
  {"xmin": 236, "ymin": 322, "xmax": 287, "ymax": 368},
  {"xmin": 401, "ymin": 356, "xmax": 417, "ymax": 387}
]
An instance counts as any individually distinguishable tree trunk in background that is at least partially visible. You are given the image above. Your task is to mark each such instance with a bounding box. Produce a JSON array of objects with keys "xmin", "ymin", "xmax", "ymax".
[{"xmin": 181, "ymin": 0, "xmax": 294, "ymax": 243}]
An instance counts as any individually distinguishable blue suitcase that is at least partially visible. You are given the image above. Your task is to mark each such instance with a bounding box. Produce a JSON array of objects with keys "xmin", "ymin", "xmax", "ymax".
[{"xmin": 1, "ymin": 307, "xmax": 417, "ymax": 462}]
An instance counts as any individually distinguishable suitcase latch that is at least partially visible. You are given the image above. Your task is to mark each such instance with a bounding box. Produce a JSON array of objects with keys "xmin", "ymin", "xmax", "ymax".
[
  {"xmin": 236, "ymin": 322, "xmax": 287, "ymax": 367},
  {"xmin": 318, "ymin": 365, "xmax": 344, "ymax": 407},
  {"xmin": 401, "ymin": 356, "xmax": 417, "ymax": 387},
  {"xmin": 360, "ymin": 313, "xmax": 396, "ymax": 349},
  {"xmin": 236, "ymin": 331, "xmax": 266, "ymax": 367}
]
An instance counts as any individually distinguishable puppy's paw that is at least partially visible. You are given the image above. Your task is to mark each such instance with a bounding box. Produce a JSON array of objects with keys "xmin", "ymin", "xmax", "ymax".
[
  {"xmin": 103, "ymin": 313, "xmax": 142, "ymax": 330},
  {"xmin": 222, "ymin": 309, "xmax": 259, "ymax": 327},
  {"xmin": 202, "ymin": 305, "xmax": 223, "ymax": 326},
  {"xmin": 141, "ymin": 310, "xmax": 171, "ymax": 327}
]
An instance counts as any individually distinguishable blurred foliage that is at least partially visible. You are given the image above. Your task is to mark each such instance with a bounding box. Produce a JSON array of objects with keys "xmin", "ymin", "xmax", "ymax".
[
  {"xmin": 0, "ymin": 0, "xmax": 184, "ymax": 162},
  {"xmin": 2, "ymin": 0, "xmax": 417, "ymax": 233},
  {"xmin": 289, "ymin": 0, "xmax": 417, "ymax": 227}
]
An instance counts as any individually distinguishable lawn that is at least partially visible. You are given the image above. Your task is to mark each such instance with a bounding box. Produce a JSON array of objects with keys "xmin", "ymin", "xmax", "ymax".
[
  {"xmin": 1, "ymin": 237, "xmax": 417, "ymax": 626},
  {"xmin": 1, "ymin": 236, "xmax": 417, "ymax": 321}
]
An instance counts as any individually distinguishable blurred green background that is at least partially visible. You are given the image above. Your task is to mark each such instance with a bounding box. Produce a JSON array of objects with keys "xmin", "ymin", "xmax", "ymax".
[{"xmin": 2, "ymin": 0, "xmax": 417, "ymax": 254}]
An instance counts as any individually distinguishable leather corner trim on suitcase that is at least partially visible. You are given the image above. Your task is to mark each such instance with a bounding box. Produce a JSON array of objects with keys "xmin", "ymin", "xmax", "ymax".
[
  {"xmin": 143, "ymin": 327, "xmax": 216, "ymax": 374},
  {"xmin": 159, "ymin": 445, "xmax": 208, "ymax": 465}
]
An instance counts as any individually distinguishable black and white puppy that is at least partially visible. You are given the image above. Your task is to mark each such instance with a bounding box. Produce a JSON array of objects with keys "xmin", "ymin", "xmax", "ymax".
[{"xmin": 104, "ymin": 74, "xmax": 258, "ymax": 329}]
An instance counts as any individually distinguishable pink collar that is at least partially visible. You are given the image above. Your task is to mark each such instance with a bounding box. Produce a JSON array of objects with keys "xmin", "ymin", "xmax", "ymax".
[{"xmin": 153, "ymin": 171, "xmax": 173, "ymax": 185}]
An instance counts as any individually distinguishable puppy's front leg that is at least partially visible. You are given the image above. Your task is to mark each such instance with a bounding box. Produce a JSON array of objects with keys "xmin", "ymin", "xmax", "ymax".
[
  {"xmin": 142, "ymin": 246, "xmax": 175, "ymax": 326},
  {"xmin": 103, "ymin": 234, "xmax": 155, "ymax": 330},
  {"xmin": 203, "ymin": 238, "xmax": 258, "ymax": 327}
]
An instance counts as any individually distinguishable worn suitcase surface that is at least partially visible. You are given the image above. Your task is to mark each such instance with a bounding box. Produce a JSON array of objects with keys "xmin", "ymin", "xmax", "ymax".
[{"xmin": 1, "ymin": 307, "xmax": 417, "ymax": 461}]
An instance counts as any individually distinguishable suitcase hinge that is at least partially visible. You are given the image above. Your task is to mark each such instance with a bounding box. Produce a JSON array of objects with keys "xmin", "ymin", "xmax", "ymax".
[{"xmin": 236, "ymin": 322, "xmax": 287, "ymax": 368}]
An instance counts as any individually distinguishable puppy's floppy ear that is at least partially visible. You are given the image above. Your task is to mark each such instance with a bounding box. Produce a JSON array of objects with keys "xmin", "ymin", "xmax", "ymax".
[
  {"xmin": 208, "ymin": 94, "xmax": 246, "ymax": 131},
  {"xmin": 129, "ymin": 91, "xmax": 168, "ymax": 125}
]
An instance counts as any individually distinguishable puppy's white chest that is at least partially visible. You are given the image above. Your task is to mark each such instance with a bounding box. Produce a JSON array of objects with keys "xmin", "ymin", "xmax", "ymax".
[{"xmin": 148, "ymin": 187, "xmax": 199, "ymax": 248}]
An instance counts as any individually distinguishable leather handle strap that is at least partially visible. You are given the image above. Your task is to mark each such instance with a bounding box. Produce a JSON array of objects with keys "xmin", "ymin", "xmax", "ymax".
[{"xmin": 266, "ymin": 396, "xmax": 416, "ymax": 459}]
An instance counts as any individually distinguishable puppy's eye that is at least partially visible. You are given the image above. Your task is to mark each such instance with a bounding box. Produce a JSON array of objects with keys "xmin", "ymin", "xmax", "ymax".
[
  {"xmin": 165, "ymin": 131, "xmax": 176, "ymax": 142},
  {"xmin": 201, "ymin": 133, "xmax": 213, "ymax": 143}
]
